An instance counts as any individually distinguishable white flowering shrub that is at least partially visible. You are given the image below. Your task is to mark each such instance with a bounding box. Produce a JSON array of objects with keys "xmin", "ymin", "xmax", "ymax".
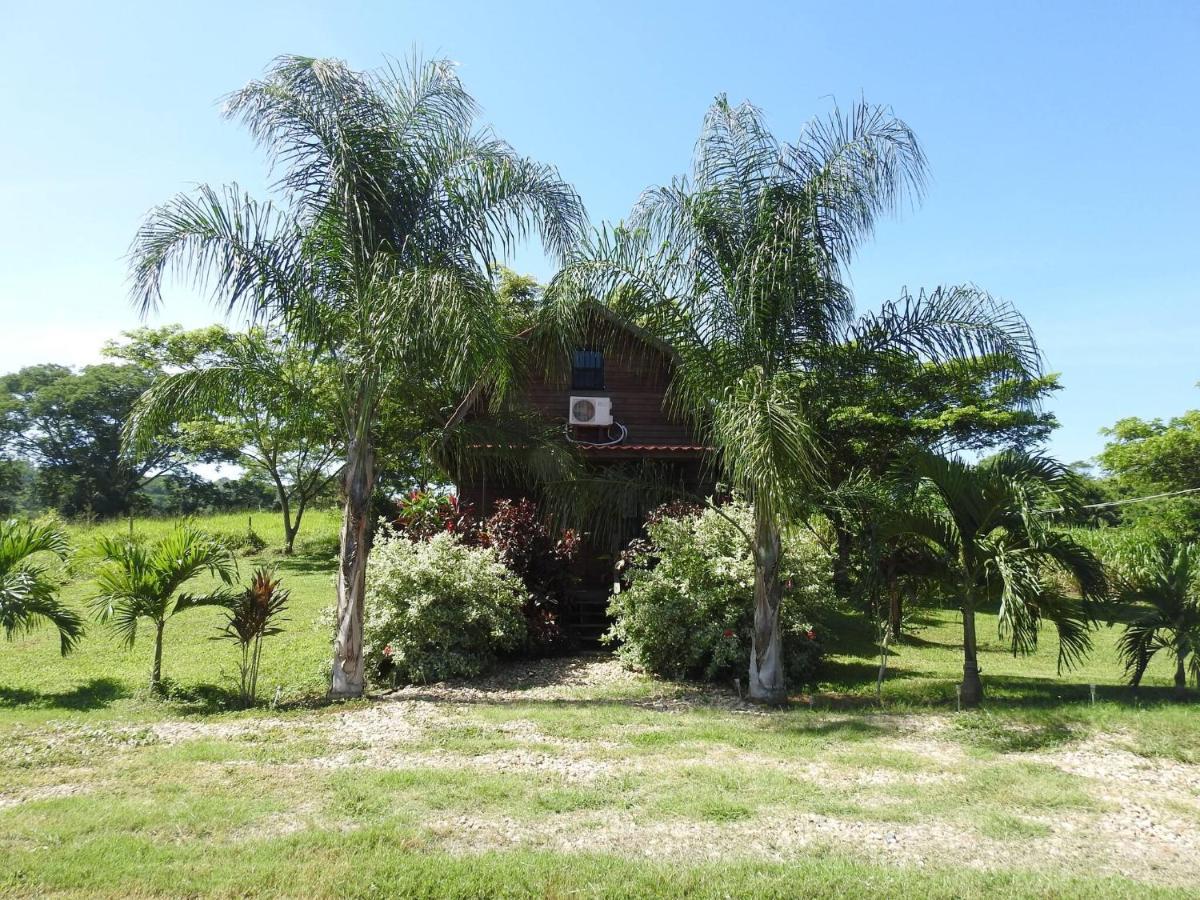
[
  {"xmin": 364, "ymin": 527, "xmax": 528, "ymax": 684},
  {"xmin": 607, "ymin": 502, "xmax": 834, "ymax": 684}
]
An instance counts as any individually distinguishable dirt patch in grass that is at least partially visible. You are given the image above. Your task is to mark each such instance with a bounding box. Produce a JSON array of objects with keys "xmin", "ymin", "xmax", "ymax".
[
  {"xmin": 0, "ymin": 781, "xmax": 95, "ymax": 810},
  {"xmin": 6, "ymin": 653, "xmax": 1199, "ymax": 891},
  {"xmin": 375, "ymin": 652, "xmax": 749, "ymax": 711}
]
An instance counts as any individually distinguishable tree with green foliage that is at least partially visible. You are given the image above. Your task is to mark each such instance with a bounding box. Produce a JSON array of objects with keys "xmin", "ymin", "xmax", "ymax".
[
  {"xmin": 1109, "ymin": 538, "xmax": 1200, "ymax": 697},
  {"xmin": 88, "ymin": 524, "xmax": 237, "ymax": 693},
  {"xmin": 890, "ymin": 449, "xmax": 1107, "ymax": 706},
  {"xmin": 0, "ymin": 364, "xmax": 192, "ymax": 517},
  {"xmin": 116, "ymin": 324, "xmax": 342, "ymax": 553},
  {"xmin": 0, "ymin": 519, "xmax": 84, "ymax": 655},
  {"xmin": 809, "ymin": 348, "xmax": 1061, "ymax": 596},
  {"xmin": 1097, "ymin": 404, "xmax": 1200, "ymax": 537},
  {"xmin": 555, "ymin": 97, "xmax": 1039, "ymax": 703},
  {"xmin": 0, "ymin": 459, "xmax": 34, "ymax": 516},
  {"xmin": 127, "ymin": 54, "xmax": 585, "ymax": 698}
]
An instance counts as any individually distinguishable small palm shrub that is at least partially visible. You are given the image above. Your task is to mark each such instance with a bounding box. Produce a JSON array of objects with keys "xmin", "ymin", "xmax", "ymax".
[
  {"xmin": 217, "ymin": 567, "xmax": 290, "ymax": 706},
  {"xmin": 608, "ymin": 502, "xmax": 832, "ymax": 685},
  {"xmin": 0, "ymin": 519, "xmax": 84, "ymax": 654},
  {"xmin": 88, "ymin": 524, "xmax": 237, "ymax": 693},
  {"xmin": 364, "ymin": 528, "xmax": 527, "ymax": 685},
  {"xmin": 1107, "ymin": 536, "xmax": 1200, "ymax": 696}
]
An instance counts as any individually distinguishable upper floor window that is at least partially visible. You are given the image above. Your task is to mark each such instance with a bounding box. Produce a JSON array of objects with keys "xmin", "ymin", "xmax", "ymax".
[{"xmin": 571, "ymin": 349, "xmax": 605, "ymax": 390}]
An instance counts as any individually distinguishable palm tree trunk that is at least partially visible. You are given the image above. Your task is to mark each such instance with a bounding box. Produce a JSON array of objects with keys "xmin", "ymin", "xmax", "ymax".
[
  {"xmin": 960, "ymin": 585, "xmax": 983, "ymax": 708},
  {"xmin": 330, "ymin": 437, "xmax": 374, "ymax": 699},
  {"xmin": 1174, "ymin": 653, "xmax": 1188, "ymax": 699},
  {"xmin": 151, "ymin": 620, "xmax": 165, "ymax": 694},
  {"xmin": 749, "ymin": 511, "xmax": 787, "ymax": 705},
  {"xmin": 888, "ymin": 580, "xmax": 903, "ymax": 641},
  {"xmin": 1131, "ymin": 654, "xmax": 1150, "ymax": 690}
]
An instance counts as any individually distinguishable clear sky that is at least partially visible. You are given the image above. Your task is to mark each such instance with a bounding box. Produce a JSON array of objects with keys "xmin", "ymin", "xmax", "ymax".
[{"xmin": 2, "ymin": 1, "xmax": 1197, "ymax": 466}]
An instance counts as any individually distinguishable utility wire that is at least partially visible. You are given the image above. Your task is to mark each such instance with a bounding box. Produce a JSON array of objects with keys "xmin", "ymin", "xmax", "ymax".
[{"xmin": 1044, "ymin": 485, "xmax": 1200, "ymax": 515}]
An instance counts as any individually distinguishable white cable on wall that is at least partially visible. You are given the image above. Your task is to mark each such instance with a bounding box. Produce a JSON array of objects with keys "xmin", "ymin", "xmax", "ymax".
[{"xmin": 565, "ymin": 421, "xmax": 628, "ymax": 447}]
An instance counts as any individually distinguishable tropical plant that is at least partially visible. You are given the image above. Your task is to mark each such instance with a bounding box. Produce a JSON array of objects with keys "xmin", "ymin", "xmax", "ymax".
[
  {"xmin": 127, "ymin": 54, "xmax": 585, "ymax": 697},
  {"xmin": 554, "ymin": 97, "xmax": 1039, "ymax": 702},
  {"xmin": 609, "ymin": 501, "xmax": 832, "ymax": 685},
  {"xmin": 391, "ymin": 490, "xmax": 477, "ymax": 542},
  {"xmin": 217, "ymin": 567, "xmax": 290, "ymax": 706},
  {"xmin": 363, "ymin": 528, "xmax": 527, "ymax": 684},
  {"xmin": 478, "ymin": 498, "xmax": 579, "ymax": 655},
  {"xmin": 88, "ymin": 523, "xmax": 237, "ymax": 693},
  {"xmin": 0, "ymin": 519, "xmax": 83, "ymax": 654},
  {"xmin": 1109, "ymin": 538, "xmax": 1200, "ymax": 697},
  {"xmin": 890, "ymin": 449, "xmax": 1107, "ymax": 706}
]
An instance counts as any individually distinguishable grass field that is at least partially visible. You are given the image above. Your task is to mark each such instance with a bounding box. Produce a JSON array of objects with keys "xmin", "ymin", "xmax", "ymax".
[{"xmin": 2, "ymin": 511, "xmax": 1198, "ymax": 897}]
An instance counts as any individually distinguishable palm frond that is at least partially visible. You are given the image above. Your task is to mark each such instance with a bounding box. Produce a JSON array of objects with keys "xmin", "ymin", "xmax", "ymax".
[
  {"xmin": 848, "ymin": 286, "xmax": 1041, "ymax": 379},
  {"xmin": 129, "ymin": 184, "xmax": 309, "ymax": 320}
]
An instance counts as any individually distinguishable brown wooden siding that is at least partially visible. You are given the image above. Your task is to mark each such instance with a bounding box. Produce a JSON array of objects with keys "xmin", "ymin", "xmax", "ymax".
[{"xmin": 521, "ymin": 341, "xmax": 695, "ymax": 447}]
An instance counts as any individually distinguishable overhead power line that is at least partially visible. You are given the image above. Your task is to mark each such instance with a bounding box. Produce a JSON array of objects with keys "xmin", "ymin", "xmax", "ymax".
[{"xmin": 1044, "ymin": 485, "xmax": 1200, "ymax": 515}]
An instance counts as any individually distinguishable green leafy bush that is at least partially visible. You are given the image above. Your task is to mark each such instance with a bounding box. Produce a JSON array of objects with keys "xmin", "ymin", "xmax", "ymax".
[
  {"xmin": 607, "ymin": 502, "xmax": 833, "ymax": 685},
  {"xmin": 363, "ymin": 527, "xmax": 527, "ymax": 684}
]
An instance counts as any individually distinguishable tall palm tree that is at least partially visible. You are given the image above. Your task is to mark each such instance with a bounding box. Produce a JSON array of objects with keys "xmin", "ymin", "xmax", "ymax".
[
  {"xmin": 553, "ymin": 97, "xmax": 1040, "ymax": 703},
  {"xmin": 0, "ymin": 519, "xmax": 83, "ymax": 655},
  {"xmin": 891, "ymin": 449, "xmax": 1107, "ymax": 706},
  {"xmin": 88, "ymin": 524, "xmax": 237, "ymax": 693},
  {"xmin": 127, "ymin": 55, "xmax": 585, "ymax": 698},
  {"xmin": 1111, "ymin": 539, "xmax": 1200, "ymax": 697}
]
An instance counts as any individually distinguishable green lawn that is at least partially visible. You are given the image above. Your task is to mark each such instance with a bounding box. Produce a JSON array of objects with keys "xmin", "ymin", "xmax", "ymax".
[{"xmin": 2, "ymin": 512, "xmax": 1198, "ymax": 898}]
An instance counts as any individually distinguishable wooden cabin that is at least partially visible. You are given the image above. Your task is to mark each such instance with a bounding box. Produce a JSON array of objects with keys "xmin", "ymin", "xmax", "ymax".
[{"xmin": 446, "ymin": 310, "xmax": 713, "ymax": 642}]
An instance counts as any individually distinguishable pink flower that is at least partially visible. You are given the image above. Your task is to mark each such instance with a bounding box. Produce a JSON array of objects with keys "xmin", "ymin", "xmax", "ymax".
[
  {"xmin": 383, "ymin": 645, "xmax": 394, "ymax": 658},
  {"xmin": 722, "ymin": 629, "xmax": 735, "ymax": 638},
  {"xmin": 806, "ymin": 629, "xmax": 816, "ymax": 641}
]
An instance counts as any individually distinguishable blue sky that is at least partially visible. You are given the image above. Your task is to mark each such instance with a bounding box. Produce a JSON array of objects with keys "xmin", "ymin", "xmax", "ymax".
[{"xmin": 2, "ymin": 1, "xmax": 1197, "ymax": 465}]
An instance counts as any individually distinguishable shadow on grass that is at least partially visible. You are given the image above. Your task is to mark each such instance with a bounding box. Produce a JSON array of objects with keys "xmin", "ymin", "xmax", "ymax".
[
  {"xmin": 275, "ymin": 553, "xmax": 339, "ymax": 575},
  {"xmin": 0, "ymin": 677, "xmax": 127, "ymax": 711}
]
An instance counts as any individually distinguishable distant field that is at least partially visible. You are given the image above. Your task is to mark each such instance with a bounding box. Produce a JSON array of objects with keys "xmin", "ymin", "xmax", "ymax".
[{"xmin": 2, "ymin": 512, "xmax": 1198, "ymax": 897}]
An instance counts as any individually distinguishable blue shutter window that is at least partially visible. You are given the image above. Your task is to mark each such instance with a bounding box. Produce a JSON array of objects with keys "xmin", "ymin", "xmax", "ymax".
[{"xmin": 571, "ymin": 350, "xmax": 605, "ymax": 390}]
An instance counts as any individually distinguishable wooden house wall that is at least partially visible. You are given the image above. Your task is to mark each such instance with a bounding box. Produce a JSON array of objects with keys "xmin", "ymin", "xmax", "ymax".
[{"xmin": 520, "ymin": 340, "xmax": 694, "ymax": 447}]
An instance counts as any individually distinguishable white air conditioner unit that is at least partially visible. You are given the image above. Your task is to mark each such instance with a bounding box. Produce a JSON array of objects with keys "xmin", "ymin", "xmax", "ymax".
[{"xmin": 569, "ymin": 395, "xmax": 612, "ymax": 426}]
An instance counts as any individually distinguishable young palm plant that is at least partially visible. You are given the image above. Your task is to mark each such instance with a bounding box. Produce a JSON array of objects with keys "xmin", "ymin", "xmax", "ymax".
[
  {"xmin": 0, "ymin": 519, "xmax": 84, "ymax": 654},
  {"xmin": 88, "ymin": 524, "xmax": 237, "ymax": 694},
  {"xmin": 217, "ymin": 567, "xmax": 290, "ymax": 707},
  {"xmin": 126, "ymin": 55, "xmax": 585, "ymax": 697},
  {"xmin": 1111, "ymin": 539, "xmax": 1200, "ymax": 697},
  {"xmin": 890, "ymin": 449, "xmax": 1107, "ymax": 706},
  {"xmin": 553, "ymin": 98, "xmax": 1040, "ymax": 703}
]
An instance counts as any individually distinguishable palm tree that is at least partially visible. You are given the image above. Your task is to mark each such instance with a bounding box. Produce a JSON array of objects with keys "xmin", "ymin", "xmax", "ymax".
[
  {"xmin": 891, "ymin": 449, "xmax": 1107, "ymax": 706},
  {"xmin": 88, "ymin": 524, "xmax": 237, "ymax": 693},
  {"xmin": 553, "ymin": 97, "xmax": 1040, "ymax": 703},
  {"xmin": 1111, "ymin": 539, "xmax": 1200, "ymax": 697},
  {"xmin": 127, "ymin": 55, "xmax": 585, "ymax": 698},
  {"xmin": 0, "ymin": 519, "xmax": 84, "ymax": 654}
]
